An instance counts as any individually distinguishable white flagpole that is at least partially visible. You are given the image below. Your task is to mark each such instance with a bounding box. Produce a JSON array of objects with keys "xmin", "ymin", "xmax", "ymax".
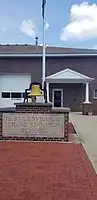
[{"xmin": 42, "ymin": 12, "xmax": 46, "ymax": 91}]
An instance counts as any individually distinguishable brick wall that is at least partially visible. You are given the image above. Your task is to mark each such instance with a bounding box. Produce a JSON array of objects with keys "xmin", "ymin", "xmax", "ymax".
[
  {"xmin": 15, "ymin": 103, "xmax": 52, "ymax": 113},
  {"xmin": 0, "ymin": 114, "xmax": 2, "ymax": 136},
  {"xmin": 64, "ymin": 113, "xmax": 69, "ymax": 141}
]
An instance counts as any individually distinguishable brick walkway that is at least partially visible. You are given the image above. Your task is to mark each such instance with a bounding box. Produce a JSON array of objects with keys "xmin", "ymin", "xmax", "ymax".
[
  {"xmin": 0, "ymin": 142, "xmax": 97, "ymax": 200},
  {"xmin": 67, "ymin": 122, "xmax": 76, "ymax": 134}
]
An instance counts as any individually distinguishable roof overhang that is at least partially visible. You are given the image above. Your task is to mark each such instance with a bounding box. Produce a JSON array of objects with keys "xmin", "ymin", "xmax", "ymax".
[
  {"xmin": 0, "ymin": 53, "xmax": 97, "ymax": 57},
  {"xmin": 45, "ymin": 78, "xmax": 94, "ymax": 83}
]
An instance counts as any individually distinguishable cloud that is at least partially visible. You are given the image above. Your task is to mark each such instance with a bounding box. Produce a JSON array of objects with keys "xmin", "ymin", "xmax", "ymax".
[
  {"xmin": 60, "ymin": 2, "xmax": 97, "ymax": 41},
  {"xmin": 39, "ymin": 44, "xmax": 48, "ymax": 47},
  {"xmin": 91, "ymin": 45, "xmax": 97, "ymax": 49},
  {"xmin": 20, "ymin": 20, "xmax": 36, "ymax": 38}
]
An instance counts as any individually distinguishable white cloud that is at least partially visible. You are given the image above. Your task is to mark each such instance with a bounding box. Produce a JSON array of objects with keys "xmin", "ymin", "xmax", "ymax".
[
  {"xmin": 20, "ymin": 20, "xmax": 36, "ymax": 38},
  {"xmin": 60, "ymin": 2, "xmax": 97, "ymax": 41},
  {"xmin": 91, "ymin": 45, "xmax": 97, "ymax": 49},
  {"xmin": 39, "ymin": 44, "xmax": 48, "ymax": 47}
]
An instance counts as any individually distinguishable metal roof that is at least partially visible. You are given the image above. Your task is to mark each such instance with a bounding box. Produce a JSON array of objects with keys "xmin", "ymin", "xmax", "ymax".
[{"xmin": 0, "ymin": 44, "xmax": 96, "ymax": 55}]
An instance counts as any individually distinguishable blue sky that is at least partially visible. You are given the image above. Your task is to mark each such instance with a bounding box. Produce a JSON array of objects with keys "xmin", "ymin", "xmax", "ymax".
[{"xmin": 0, "ymin": 0, "xmax": 97, "ymax": 48}]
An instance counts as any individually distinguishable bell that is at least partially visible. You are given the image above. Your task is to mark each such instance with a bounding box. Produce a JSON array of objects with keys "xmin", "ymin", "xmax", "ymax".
[{"xmin": 28, "ymin": 84, "xmax": 44, "ymax": 97}]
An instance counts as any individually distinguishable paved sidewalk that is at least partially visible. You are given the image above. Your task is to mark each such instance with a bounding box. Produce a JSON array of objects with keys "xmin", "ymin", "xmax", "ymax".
[
  {"xmin": 0, "ymin": 142, "xmax": 97, "ymax": 200},
  {"xmin": 70, "ymin": 112, "xmax": 97, "ymax": 173}
]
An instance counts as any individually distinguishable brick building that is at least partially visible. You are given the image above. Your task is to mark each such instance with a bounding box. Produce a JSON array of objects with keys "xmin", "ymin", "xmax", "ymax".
[{"xmin": 0, "ymin": 44, "xmax": 97, "ymax": 113}]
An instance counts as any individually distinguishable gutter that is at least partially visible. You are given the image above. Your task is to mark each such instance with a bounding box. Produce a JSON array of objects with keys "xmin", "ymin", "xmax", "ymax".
[{"xmin": 0, "ymin": 53, "xmax": 97, "ymax": 57}]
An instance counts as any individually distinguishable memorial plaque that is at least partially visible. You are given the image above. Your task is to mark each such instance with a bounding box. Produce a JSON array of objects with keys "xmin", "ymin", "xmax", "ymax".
[{"xmin": 3, "ymin": 113, "xmax": 64, "ymax": 137}]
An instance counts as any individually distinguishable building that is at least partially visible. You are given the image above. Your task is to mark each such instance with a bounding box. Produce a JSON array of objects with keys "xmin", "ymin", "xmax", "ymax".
[{"xmin": 0, "ymin": 44, "xmax": 97, "ymax": 113}]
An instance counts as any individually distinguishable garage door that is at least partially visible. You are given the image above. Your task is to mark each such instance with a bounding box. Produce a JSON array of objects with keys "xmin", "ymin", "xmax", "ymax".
[{"xmin": 0, "ymin": 74, "xmax": 31, "ymax": 108}]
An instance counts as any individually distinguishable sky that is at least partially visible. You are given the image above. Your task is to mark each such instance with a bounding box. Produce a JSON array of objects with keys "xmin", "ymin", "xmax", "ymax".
[{"xmin": 0, "ymin": 0, "xmax": 97, "ymax": 48}]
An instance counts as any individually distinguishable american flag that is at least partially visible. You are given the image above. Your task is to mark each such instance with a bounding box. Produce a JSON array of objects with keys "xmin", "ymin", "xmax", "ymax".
[{"xmin": 42, "ymin": 0, "xmax": 46, "ymax": 18}]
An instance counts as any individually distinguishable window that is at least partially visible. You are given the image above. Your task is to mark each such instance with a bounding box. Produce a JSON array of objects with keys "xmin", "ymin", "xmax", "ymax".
[
  {"xmin": 23, "ymin": 92, "xmax": 31, "ymax": 99},
  {"xmin": 11, "ymin": 92, "xmax": 21, "ymax": 99},
  {"xmin": 93, "ymin": 89, "xmax": 97, "ymax": 99},
  {"xmin": 2, "ymin": 92, "xmax": 10, "ymax": 98}
]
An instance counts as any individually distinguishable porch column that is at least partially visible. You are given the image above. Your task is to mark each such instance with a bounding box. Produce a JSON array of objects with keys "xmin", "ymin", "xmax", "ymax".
[
  {"xmin": 46, "ymin": 81, "xmax": 49, "ymax": 102},
  {"xmin": 84, "ymin": 82, "xmax": 90, "ymax": 103}
]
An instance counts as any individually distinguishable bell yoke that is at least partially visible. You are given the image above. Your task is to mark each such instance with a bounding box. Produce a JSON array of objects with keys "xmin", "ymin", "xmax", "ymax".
[{"xmin": 23, "ymin": 82, "xmax": 47, "ymax": 103}]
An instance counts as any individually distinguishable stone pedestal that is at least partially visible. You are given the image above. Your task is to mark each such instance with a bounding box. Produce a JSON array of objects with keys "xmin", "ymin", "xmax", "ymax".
[
  {"xmin": 82, "ymin": 102, "xmax": 92, "ymax": 115},
  {"xmin": 51, "ymin": 107, "xmax": 71, "ymax": 141},
  {"xmin": 51, "ymin": 107, "xmax": 70, "ymax": 123},
  {"xmin": 0, "ymin": 103, "xmax": 71, "ymax": 142}
]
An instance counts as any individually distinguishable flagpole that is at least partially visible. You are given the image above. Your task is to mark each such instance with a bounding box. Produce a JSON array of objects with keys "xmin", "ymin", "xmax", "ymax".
[{"xmin": 42, "ymin": 7, "xmax": 46, "ymax": 91}]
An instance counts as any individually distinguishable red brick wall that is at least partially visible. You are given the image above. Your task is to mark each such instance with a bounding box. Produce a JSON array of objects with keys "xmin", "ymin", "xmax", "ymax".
[
  {"xmin": 15, "ymin": 105, "xmax": 52, "ymax": 113},
  {"xmin": 0, "ymin": 114, "xmax": 2, "ymax": 136}
]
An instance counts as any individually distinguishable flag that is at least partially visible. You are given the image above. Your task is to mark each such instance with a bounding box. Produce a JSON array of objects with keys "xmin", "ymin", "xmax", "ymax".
[{"xmin": 42, "ymin": 0, "xmax": 46, "ymax": 18}]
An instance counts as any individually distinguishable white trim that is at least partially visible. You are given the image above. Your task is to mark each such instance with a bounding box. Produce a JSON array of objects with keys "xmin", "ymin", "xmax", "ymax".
[
  {"xmin": 0, "ymin": 53, "xmax": 97, "ymax": 57},
  {"xmin": 0, "ymin": 73, "xmax": 31, "ymax": 75},
  {"xmin": 46, "ymin": 68, "xmax": 93, "ymax": 80},
  {"xmin": 46, "ymin": 79, "xmax": 93, "ymax": 83},
  {"xmin": 46, "ymin": 68, "xmax": 94, "ymax": 83},
  {"xmin": 52, "ymin": 89, "xmax": 63, "ymax": 107},
  {"xmin": 46, "ymin": 81, "xmax": 49, "ymax": 102}
]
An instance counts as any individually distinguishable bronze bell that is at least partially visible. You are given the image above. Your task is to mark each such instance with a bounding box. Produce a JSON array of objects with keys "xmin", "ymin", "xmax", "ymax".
[{"xmin": 28, "ymin": 84, "xmax": 44, "ymax": 97}]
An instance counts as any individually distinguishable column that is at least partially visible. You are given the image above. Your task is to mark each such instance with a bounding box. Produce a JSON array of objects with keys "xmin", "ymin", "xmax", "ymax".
[
  {"xmin": 82, "ymin": 82, "xmax": 92, "ymax": 115},
  {"xmin": 84, "ymin": 82, "xmax": 90, "ymax": 103},
  {"xmin": 46, "ymin": 81, "xmax": 49, "ymax": 103}
]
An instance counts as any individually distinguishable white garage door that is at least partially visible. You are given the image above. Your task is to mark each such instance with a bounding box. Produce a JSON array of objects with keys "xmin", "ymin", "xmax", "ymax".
[{"xmin": 0, "ymin": 74, "xmax": 31, "ymax": 108}]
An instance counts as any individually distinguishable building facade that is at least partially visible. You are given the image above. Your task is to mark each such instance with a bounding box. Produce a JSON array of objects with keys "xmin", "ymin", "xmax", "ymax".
[{"xmin": 0, "ymin": 45, "xmax": 97, "ymax": 113}]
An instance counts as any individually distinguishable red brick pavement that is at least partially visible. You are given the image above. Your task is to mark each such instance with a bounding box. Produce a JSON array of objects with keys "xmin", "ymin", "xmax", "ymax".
[
  {"xmin": 66, "ymin": 122, "xmax": 76, "ymax": 134},
  {"xmin": 0, "ymin": 142, "xmax": 97, "ymax": 200}
]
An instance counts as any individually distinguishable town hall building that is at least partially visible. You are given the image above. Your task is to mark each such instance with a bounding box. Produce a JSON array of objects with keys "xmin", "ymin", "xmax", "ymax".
[{"xmin": 0, "ymin": 44, "xmax": 97, "ymax": 113}]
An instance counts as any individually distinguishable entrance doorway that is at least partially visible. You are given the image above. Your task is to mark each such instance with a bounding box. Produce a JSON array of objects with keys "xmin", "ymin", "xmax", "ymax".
[{"xmin": 52, "ymin": 89, "xmax": 63, "ymax": 107}]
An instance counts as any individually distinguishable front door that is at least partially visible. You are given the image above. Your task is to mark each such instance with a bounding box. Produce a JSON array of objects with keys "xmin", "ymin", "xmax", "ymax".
[{"xmin": 53, "ymin": 89, "xmax": 63, "ymax": 107}]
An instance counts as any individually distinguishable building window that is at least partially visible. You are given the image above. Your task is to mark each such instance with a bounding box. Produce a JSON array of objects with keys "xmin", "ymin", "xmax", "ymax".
[
  {"xmin": 2, "ymin": 92, "xmax": 10, "ymax": 98},
  {"xmin": 23, "ymin": 92, "xmax": 31, "ymax": 99},
  {"xmin": 11, "ymin": 92, "xmax": 22, "ymax": 99},
  {"xmin": 93, "ymin": 89, "xmax": 97, "ymax": 99}
]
